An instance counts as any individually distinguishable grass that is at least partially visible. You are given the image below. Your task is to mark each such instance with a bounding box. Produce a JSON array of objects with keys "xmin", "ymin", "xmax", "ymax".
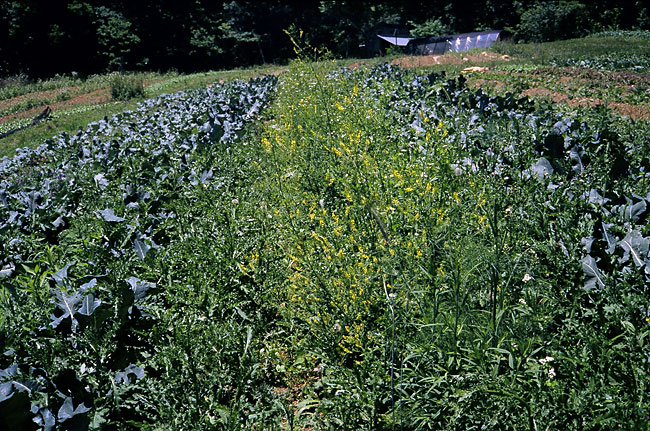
[
  {"xmin": 1, "ymin": 33, "xmax": 650, "ymax": 429},
  {"xmin": 492, "ymin": 32, "xmax": 650, "ymax": 64}
]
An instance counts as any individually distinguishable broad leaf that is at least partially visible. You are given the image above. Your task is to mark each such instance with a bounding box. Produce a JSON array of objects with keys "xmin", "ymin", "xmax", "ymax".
[
  {"xmin": 531, "ymin": 158, "xmax": 553, "ymax": 179},
  {"xmin": 0, "ymin": 382, "xmax": 13, "ymax": 402},
  {"xmin": 32, "ymin": 406, "xmax": 55, "ymax": 431},
  {"xmin": 78, "ymin": 294, "xmax": 101, "ymax": 316},
  {"xmin": 93, "ymin": 173, "xmax": 108, "ymax": 190},
  {"xmin": 569, "ymin": 145, "xmax": 586, "ymax": 174},
  {"xmin": 126, "ymin": 277, "xmax": 152, "ymax": 301},
  {"xmin": 51, "ymin": 289, "xmax": 82, "ymax": 332},
  {"xmin": 619, "ymin": 231, "xmax": 649, "ymax": 267},
  {"xmin": 52, "ymin": 263, "xmax": 72, "ymax": 286},
  {"xmin": 622, "ymin": 199, "xmax": 646, "ymax": 222},
  {"xmin": 133, "ymin": 239, "xmax": 150, "ymax": 260},
  {"xmin": 57, "ymin": 397, "xmax": 90, "ymax": 421},
  {"xmin": 115, "ymin": 365, "xmax": 144, "ymax": 385},
  {"xmin": 582, "ymin": 255, "xmax": 605, "ymax": 291},
  {"xmin": 601, "ymin": 222, "xmax": 617, "ymax": 255},
  {"xmin": 98, "ymin": 208, "xmax": 125, "ymax": 222},
  {"xmin": 0, "ymin": 264, "xmax": 14, "ymax": 279},
  {"xmin": 79, "ymin": 278, "xmax": 97, "ymax": 293}
]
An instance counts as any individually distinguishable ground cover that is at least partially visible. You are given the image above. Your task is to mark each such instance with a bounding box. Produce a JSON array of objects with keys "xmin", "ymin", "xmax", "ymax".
[
  {"xmin": 1, "ymin": 32, "xmax": 650, "ymax": 430},
  {"xmin": 248, "ymin": 56, "xmax": 650, "ymax": 430}
]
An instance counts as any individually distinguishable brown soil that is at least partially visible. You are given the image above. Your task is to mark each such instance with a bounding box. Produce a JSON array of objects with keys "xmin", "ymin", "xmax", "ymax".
[
  {"xmin": 522, "ymin": 86, "xmax": 650, "ymax": 120},
  {"xmin": 0, "ymin": 86, "xmax": 83, "ymax": 113},
  {"xmin": 347, "ymin": 61, "xmax": 366, "ymax": 69},
  {"xmin": 606, "ymin": 102, "xmax": 650, "ymax": 120},
  {"xmin": 0, "ymin": 88, "xmax": 112, "ymax": 124},
  {"xmin": 468, "ymin": 78, "xmax": 507, "ymax": 91},
  {"xmin": 391, "ymin": 51, "xmax": 510, "ymax": 68}
]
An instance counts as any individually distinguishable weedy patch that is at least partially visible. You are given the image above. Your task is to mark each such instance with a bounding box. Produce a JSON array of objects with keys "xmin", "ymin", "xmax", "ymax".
[{"xmin": 1, "ymin": 39, "xmax": 650, "ymax": 430}]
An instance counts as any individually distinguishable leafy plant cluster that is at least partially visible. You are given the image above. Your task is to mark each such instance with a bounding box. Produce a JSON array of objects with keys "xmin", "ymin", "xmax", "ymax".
[
  {"xmin": 253, "ymin": 58, "xmax": 650, "ymax": 429},
  {"xmin": 109, "ymin": 73, "xmax": 145, "ymax": 101},
  {"xmin": 1, "ymin": 48, "xmax": 650, "ymax": 430},
  {"xmin": 552, "ymin": 54, "xmax": 650, "ymax": 73},
  {"xmin": 0, "ymin": 75, "xmax": 278, "ymax": 429}
]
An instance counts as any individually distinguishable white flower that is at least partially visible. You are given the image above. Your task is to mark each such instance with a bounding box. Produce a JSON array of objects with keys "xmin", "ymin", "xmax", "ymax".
[
  {"xmin": 539, "ymin": 356, "xmax": 554, "ymax": 365},
  {"xmin": 519, "ymin": 298, "xmax": 527, "ymax": 305},
  {"xmin": 548, "ymin": 367, "xmax": 556, "ymax": 378},
  {"xmin": 522, "ymin": 273, "xmax": 532, "ymax": 283}
]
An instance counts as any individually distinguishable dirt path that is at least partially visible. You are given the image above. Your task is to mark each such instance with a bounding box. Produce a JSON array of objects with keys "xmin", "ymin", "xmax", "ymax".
[{"xmin": 0, "ymin": 88, "xmax": 112, "ymax": 124}]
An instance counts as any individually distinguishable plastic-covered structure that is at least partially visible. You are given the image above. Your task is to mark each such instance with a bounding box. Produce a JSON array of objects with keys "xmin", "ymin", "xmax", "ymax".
[{"xmin": 408, "ymin": 30, "xmax": 501, "ymax": 55}]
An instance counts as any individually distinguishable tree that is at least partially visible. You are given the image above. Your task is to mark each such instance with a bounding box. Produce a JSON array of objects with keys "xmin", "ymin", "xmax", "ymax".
[
  {"xmin": 408, "ymin": 18, "xmax": 452, "ymax": 38},
  {"xmin": 517, "ymin": 1, "xmax": 588, "ymax": 42},
  {"xmin": 94, "ymin": 6, "xmax": 140, "ymax": 71}
]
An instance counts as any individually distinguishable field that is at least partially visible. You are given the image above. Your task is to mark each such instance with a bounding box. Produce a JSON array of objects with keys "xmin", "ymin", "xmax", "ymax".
[{"xmin": 1, "ymin": 32, "xmax": 650, "ymax": 430}]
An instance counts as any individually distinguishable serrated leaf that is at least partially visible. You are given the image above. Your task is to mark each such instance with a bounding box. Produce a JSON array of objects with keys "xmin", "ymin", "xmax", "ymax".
[{"xmin": 582, "ymin": 255, "xmax": 605, "ymax": 291}]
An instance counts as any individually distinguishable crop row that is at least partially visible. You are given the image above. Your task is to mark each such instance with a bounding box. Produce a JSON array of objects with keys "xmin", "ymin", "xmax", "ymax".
[
  {"xmin": 1, "ymin": 56, "xmax": 650, "ymax": 429},
  {"xmin": 252, "ymin": 61, "xmax": 650, "ymax": 429},
  {"xmin": 0, "ymin": 76, "xmax": 277, "ymax": 429}
]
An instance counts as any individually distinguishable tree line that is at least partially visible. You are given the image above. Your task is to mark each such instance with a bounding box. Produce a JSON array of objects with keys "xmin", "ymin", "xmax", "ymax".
[{"xmin": 1, "ymin": 0, "xmax": 648, "ymax": 78}]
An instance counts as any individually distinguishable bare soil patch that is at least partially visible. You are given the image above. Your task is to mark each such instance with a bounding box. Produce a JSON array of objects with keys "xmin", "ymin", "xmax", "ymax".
[
  {"xmin": 532, "ymin": 67, "xmax": 650, "ymax": 86},
  {"xmin": 392, "ymin": 51, "xmax": 511, "ymax": 68},
  {"xmin": 0, "ymin": 88, "xmax": 112, "ymax": 124},
  {"xmin": 522, "ymin": 87, "xmax": 649, "ymax": 120}
]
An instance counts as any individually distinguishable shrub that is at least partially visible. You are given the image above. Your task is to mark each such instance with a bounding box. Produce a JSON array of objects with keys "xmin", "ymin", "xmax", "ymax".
[
  {"xmin": 517, "ymin": 1, "xmax": 589, "ymax": 42},
  {"xmin": 110, "ymin": 73, "xmax": 145, "ymax": 100}
]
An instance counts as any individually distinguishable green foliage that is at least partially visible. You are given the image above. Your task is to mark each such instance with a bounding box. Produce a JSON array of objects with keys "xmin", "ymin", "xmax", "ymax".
[
  {"xmin": 109, "ymin": 73, "xmax": 145, "ymax": 101},
  {"xmin": 93, "ymin": 6, "xmax": 140, "ymax": 71},
  {"xmin": 517, "ymin": 1, "xmax": 589, "ymax": 42},
  {"xmin": 2, "ymin": 32, "xmax": 650, "ymax": 430},
  {"xmin": 408, "ymin": 17, "xmax": 452, "ymax": 38}
]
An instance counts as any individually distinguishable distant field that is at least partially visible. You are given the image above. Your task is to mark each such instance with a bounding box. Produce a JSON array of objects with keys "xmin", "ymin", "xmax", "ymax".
[
  {"xmin": 1, "ymin": 32, "xmax": 649, "ymax": 159},
  {"xmin": 0, "ymin": 66, "xmax": 283, "ymax": 157}
]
